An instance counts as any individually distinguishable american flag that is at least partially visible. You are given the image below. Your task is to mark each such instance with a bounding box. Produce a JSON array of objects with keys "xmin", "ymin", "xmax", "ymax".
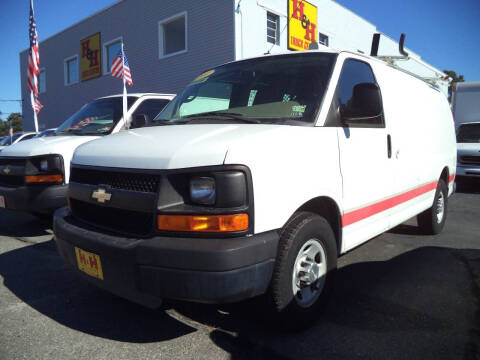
[
  {"xmin": 111, "ymin": 47, "xmax": 133, "ymax": 86},
  {"xmin": 28, "ymin": 0, "xmax": 40, "ymax": 96},
  {"xmin": 32, "ymin": 96, "xmax": 44, "ymax": 114}
]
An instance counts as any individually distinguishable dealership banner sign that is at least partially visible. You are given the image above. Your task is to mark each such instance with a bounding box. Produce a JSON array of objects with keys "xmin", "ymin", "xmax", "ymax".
[
  {"xmin": 288, "ymin": 0, "xmax": 317, "ymax": 51},
  {"xmin": 80, "ymin": 33, "xmax": 101, "ymax": 81}
]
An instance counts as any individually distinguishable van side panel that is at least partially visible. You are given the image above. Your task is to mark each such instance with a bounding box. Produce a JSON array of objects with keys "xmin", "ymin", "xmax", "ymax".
[{"xmin": 372, "ymin": 60, "xmax": 456, "ymax": 231}]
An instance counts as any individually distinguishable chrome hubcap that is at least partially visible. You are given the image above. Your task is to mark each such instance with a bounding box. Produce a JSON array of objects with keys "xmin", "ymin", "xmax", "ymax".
[
  {"xmin": 436, "ymin": 192, "xmax": 445, "ymax": 224},
  {"xmin": 292, "ymin": 239, "xmax": 327, "ymax": 308}
]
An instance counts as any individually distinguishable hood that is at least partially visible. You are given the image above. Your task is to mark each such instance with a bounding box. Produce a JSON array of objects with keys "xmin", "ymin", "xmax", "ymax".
[
  {"xmin": 0, "ymin": 135, "xmax": 99, "ymax": 157},
  {"xmin": 457, "ymin": 142, "xmax": 480, "ymax": 153},
  {"xmin": 73, "ymin": 124, "xmax": 286, "ymax": 169}
]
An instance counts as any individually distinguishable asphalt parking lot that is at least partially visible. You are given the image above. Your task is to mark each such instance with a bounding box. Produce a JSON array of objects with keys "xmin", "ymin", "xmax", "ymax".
[{"xmin": 1, "ymin": 181, "xmax": 479, "ymax": 360}]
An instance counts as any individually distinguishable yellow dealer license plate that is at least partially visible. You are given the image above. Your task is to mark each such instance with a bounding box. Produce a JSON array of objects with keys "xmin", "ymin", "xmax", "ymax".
[{"xmin": 75, "ymin": 247, "xmax": 104, "ymax": 280}]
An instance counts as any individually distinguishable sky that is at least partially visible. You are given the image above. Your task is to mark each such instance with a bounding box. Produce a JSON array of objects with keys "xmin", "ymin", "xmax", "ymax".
[{"xmin": 0, "ymin": 0, "xmax": 479, "ymax": 120}]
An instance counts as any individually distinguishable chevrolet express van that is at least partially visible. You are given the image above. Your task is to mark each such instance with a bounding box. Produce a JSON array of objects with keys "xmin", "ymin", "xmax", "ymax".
[
  {"xmin": 54, "ymin": 50, "xmax": 456, "ymax": 328},
  {"xmin": 0, "ymin": 93, "xmax": 173, "ymax": 215}
]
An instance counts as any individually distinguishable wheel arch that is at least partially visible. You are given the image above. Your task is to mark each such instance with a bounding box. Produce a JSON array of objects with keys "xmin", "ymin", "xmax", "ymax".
[
  {"xmin": 440, "ymin": 166, "xmax": 449, "ymax": 185},
  {"xmin": 295, "ymin": 196, "xmax": 343, "ymax": 255}
]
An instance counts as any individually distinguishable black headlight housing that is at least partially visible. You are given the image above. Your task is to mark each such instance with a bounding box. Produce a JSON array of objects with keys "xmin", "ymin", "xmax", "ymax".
[
  {"xmin": 156, "ymin": 165, "xmax": 254, "ymax": 236},
  {"xmin": 25, "ymin": 154, "xmax": 64, "ymax": 175}
]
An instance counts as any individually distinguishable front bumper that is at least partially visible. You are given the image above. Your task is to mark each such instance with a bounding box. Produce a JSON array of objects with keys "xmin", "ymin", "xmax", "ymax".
[
  {"xmin": 53, "ymin": 207, "xmax": 279, "ymax": 308},
  {"xmin": 0, "ymin": 184, "xmax": 68, "ymax": 214}
]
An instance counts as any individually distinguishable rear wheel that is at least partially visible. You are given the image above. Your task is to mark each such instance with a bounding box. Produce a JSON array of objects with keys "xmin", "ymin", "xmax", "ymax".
[
  {"xmin": 417, "ymin": 179, "xmax": 448, "ymax": 235},
  {"xmin": 268, "ymin": 211, "xmax": 337, "ymax": 330}
]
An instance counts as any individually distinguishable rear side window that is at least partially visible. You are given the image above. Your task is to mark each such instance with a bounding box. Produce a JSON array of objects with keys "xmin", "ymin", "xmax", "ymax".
[
  {"xmin": 19, "ymin": 134, "xmax": 36, "ymax": 142},
  {"xmin": 327, "ymin": 59, "xmax": 384, "ymax": 127},
  {"xmin": 132, "ymin": 99, "xmax": 171, "ymax": 124}
]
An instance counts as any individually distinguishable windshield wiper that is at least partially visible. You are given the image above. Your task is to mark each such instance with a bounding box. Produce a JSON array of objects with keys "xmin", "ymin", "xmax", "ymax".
[{"xmin": 182, "ymin": 111, "xmax": 261, "ymax": 124}]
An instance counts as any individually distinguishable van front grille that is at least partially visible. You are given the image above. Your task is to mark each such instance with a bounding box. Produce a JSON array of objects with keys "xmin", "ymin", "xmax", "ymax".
[
  {"xmin": 0, "ymin": 175, "xmax": 24, "ymax": 187},
  {"xmin": 460, "ymin": 155, "xmax": 480, "ymax": 166},
  {"xmin": 70, "ymin": 167, "xmax": 159, "ymax": 193},
  {"xmin": 70, "ymin": 199, "xmax": 153, "ymax": 236}
]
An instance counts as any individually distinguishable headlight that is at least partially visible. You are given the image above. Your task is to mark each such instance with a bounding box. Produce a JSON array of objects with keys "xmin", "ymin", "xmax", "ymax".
[{"xmin": 190, "ymin": 177, "xmax": 216, "ymax": 205}]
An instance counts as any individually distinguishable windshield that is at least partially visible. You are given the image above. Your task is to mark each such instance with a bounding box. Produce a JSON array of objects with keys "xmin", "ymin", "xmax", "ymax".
[
  {"xmin": 155, "ymin": 53, "xmax": 336, "ymax": 125},
  {"xmin": 457, "ymin": 123, "xmax": 480, "ymax": 143},
  {"xmin": 55, "ymin": 97, "xmax": 137, "ymax": 136},
  {"xmin": 0, "ymin": 133, "xmax": 21, "ymax": 146}
]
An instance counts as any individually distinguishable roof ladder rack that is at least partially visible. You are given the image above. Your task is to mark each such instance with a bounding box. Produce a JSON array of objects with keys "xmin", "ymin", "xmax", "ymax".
[{"xmin": 370, "ymin": 33, "xmax": 450, "ymax": 90}]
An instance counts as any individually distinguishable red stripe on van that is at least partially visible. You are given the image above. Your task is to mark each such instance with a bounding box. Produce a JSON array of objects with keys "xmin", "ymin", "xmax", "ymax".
[
  {"xmin": 342, "ymin": 181, "xmax": 438, "ymax": 227},
  {"xmin": 449, "ymin": 174, "xmax": 455, "ymax": 183}
]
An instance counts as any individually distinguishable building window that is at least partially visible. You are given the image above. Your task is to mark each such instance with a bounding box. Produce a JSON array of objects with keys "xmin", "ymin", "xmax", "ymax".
[
  {"xmin": 64, "ymin": 55, "xmax": 79, "ymax": 85},
  {"xmin": 319, "ymin": 32, "xmax": 329, "ymax": 47},
  {"xmin": 267, "ymin": 12, "xmax": 280, "ymax": 45},
  {"xmin": 38, "ymin": 69, "xmax": 46, "ymax": 93},
  {"xmin": 159, "ymin": 12, "xmax": 187, "ymax": 58},
  {"xmin": 103, "ymin": 37, "xmax": 122, "ymax": 74}
]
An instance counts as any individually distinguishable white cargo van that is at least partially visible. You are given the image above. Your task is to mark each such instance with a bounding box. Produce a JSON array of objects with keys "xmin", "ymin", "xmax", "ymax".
[
  {"xmin": 452, "ymin": 82, "xmax": 480, "ymax": 180},
  {"xmin": 54, "ymin": 50, "xmax": 456, "ymax": 328},
  {"xmin": 0, "ymin": 93, "xmax": 173, "ymax": 215}
]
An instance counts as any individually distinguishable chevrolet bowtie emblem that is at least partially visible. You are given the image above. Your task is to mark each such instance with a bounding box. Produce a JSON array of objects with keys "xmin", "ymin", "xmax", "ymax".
[
  {"xmin": 3, "ymin": 167, "xmax": 11, "ymax": 175},
  {"xmin": 92, "ymin": 188, "xmax": 112, "ymax": 203}
]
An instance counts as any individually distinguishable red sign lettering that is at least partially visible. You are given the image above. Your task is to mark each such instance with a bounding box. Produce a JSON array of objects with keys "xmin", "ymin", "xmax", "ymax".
[
  {"xmin": 81, "ymin": 40, "xmax": 90, "ymax": 57},
  {"xmin": 89, "ymin": 256, "xmax": 98, "ymax": 270},
  {"xmin": 292, "ymin": 0, "xmax": 304, "ymax": 20},
  {"xmin": 79, "ymin": 252, "xmax": 87, "ymax": 265},
  {"xmin": 304, "ymin": 23, "xmax": 316, "ymax": 42}
]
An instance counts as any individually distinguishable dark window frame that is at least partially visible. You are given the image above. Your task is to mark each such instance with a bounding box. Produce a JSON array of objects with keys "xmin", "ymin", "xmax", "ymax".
[{"xmin": 325, "ymin": 58, "xmax": 386, "ymax": 128}]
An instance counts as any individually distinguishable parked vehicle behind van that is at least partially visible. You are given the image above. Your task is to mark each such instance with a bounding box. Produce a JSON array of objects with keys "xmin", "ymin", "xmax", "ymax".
[
  {"xmin": 456, "ymin": 122, "xmax": 480, "ymax": 180},
  {"xmin": 54, "ymin": 50, "xmax": 456, "ymax": 328},
  {"xmin": 0, "ymin": 93, "xmax": 173, "ymax": 215},
  {"xmin": 452, "ymin": 82, "xmax": 480, "ymax": 181},
  {"xmin": 0, "ymin": 132, "xmax": 37, "ymax": 152}
]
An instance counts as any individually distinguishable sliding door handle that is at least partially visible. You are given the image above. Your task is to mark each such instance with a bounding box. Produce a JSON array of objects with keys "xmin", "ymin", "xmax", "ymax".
[{"xmin": 387, "ymin": 134, "xmax": 392, "ymax": 159}]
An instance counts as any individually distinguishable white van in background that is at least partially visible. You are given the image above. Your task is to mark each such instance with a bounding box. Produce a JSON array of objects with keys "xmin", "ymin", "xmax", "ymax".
[
  {"xmin": 452, "ymin": 82, "xmax": 480, "ymax": 181},
  {"xmin": 54, "ymin": 50, "xmax": 456, "ymax": 329},
  {"xmin": 0, "ymin": 93, "xmax": 174, "ymax": 215},
  {"xmin": 0, "ymin": 132, "xmax": 38, "ymax": 151}
]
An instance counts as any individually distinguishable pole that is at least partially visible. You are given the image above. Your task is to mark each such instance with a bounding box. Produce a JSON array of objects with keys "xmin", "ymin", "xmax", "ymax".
[
  {"xmin": 30, "ymin": 92, "xmax": 39, "ymax": 132},
  {"xmin": 121, "ymin": 43, "xmax": 128, "ymax": 130}
]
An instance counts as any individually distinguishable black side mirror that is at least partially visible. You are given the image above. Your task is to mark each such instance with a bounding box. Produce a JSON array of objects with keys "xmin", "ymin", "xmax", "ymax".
[
  {"xmin": 133, "ymin": 114, "xmax": 148, "ymax": 128},
  {"xmin": 341, "ymin": 82, "xmax": 382, "ymax": 122}
]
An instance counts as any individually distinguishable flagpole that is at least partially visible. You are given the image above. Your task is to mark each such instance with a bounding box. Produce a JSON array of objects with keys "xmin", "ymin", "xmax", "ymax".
[
  {"xmin": 30, "ymin": 92, "xmax": 39, "ymax": 132},
  {"xmin": 121, "ymin": 42, "xmax": 128, "ymax": 130}
]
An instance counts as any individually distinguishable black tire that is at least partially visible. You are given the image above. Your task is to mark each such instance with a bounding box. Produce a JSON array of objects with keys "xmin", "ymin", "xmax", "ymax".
[
  {"xmin": 268, "ymin": 211, "xmax": 337, "ymax": 331},
  {"xmin": 417, "ymin": 179, "xmax": 448, "ymax": 235}
]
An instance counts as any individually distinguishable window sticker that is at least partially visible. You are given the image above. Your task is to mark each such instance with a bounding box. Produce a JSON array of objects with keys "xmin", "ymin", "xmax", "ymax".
[
  {"xmin": 248, "ymin": 90, "xmax": 258, "ymax": 106},
  {"xmin": 291, "ymin": 105, "xmax": 307, "ymax": 117},
  {"xmin": 189, "ymin": 69, "xmax": 215, "ymax": 85}
]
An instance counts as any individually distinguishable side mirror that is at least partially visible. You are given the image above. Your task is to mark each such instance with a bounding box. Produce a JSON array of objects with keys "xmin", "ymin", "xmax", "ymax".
[
  {"xmin": 133, "ymin": 114, "xmax": 148, "ymax": 128},
  {"xmin": 341, "ymin": 82, "xmax": 382, "ymax": 122}
]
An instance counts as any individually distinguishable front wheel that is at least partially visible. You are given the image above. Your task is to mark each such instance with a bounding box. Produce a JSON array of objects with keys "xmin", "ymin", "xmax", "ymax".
[
  {"xmin": 417, "ymin": 179, "xmax": 448, "ymax": 235},
  {"xmin": 268, "ymin": 211, "xmax": 337, "ymax": 330}
]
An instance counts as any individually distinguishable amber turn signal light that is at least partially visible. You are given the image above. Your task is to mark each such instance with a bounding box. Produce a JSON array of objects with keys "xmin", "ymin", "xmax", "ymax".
[
  {"xmin": 157, "ymin": 213, "xmax": 249, "ymax": 232},
  {"xmin": 25, "ymin": 174, "xmax": 63, "ymax": 184}
]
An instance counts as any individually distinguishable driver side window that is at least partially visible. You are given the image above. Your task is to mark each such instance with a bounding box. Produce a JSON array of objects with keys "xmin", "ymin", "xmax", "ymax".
[{"xmin": 325, "ymin": 59, "xmax": 384, "ymax": 128}]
